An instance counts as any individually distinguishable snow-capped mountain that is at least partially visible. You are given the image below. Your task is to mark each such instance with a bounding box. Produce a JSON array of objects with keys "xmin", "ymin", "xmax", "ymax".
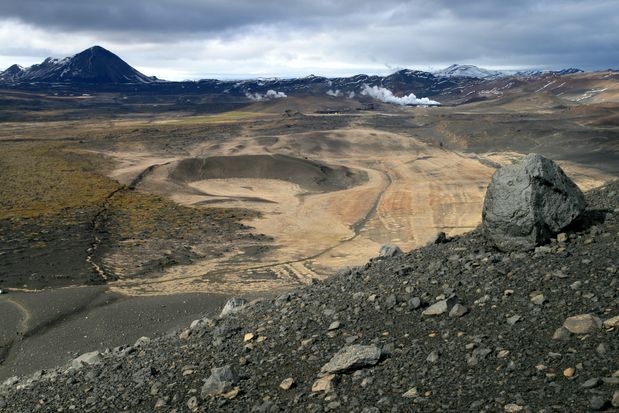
[
  {"xmin": 434, "ymin": 64, "xmax": 505, "ymax": 79},
  {"xmin": 514, "ymin": 68, "xmax": 584, "ymax": 78},
  {"xmin": 0, "ymin": 46, "xmax": 157, "ymax": 84}
]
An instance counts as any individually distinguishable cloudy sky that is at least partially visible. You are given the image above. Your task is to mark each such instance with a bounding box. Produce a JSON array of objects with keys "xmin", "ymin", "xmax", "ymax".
[{"xmin": 0, "ymin": 0, "xmax": 617, "ymax": 80}]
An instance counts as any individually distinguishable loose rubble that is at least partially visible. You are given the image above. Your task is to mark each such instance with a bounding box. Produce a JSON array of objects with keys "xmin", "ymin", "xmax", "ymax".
[{"xmin": 0, "ymin": 180, "xmax": 617, "ymax": 412}]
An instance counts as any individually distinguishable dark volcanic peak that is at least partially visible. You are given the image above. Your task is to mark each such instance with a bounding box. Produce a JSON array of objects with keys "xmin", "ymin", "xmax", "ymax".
[
  {"xmin": 5, "ymin": 46, "xmax": 156, "ymax": 84},
  {"xmin": 0, "ymin": 64, "xmax": 24, "ymax": 81}
]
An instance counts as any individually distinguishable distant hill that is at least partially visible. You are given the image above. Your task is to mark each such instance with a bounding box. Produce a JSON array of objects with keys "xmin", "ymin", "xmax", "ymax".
[
  {"xmin": 433, "ymin": 64, "xmax": 505, "ymax": 79},
  {"xmin": 0, "ymin": 46, "xmax": 156, "ymax": 84}
]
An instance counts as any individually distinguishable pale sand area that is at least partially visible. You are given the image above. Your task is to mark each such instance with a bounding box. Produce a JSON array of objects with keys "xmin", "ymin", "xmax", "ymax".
[{"xmin": 102, "ymin": 128, "xmax": 612, "ymax": 296}]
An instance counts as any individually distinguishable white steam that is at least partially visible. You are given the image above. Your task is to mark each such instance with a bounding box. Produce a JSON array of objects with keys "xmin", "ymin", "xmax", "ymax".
[
  {"xmin": 326, "ymin": 89, "xmax": 342, "ymax": 97},
  {"xmin": 360, "ymin": 85, "xmax": 440, "ymax": 106},
  {"xmin": 246, "ymin": 89, "xmax": 287, "ymax": 101}
]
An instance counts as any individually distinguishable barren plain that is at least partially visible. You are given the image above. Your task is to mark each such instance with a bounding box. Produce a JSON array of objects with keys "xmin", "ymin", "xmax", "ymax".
[{"xmin": 0, "ymin": 84, "xmax": 617, "ymax": 379}]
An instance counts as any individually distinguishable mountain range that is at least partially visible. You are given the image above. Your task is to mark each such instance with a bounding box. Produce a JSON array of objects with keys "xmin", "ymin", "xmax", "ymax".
[{"xmin": 0, "ymin": 46, "xmax": 601, "ymax": 106}]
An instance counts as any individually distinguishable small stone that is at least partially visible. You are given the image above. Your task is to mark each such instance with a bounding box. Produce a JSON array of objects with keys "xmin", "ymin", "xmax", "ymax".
[
  {"xmin": 321, "ymin": 345, "xmax": 382, "ymax": 373},
  {"xmin": 552, "ymin": 326, "xmax": 571, "ymax": 341},
  {"xmin": 590, "ymin": 396, "xmax": 607, "ymax": 411},
  {"xmin": 222, "ymin": 387, "xmax": 240, "ymax": 399},
  {"xmin": 279, "ymin": 377, "xmax": 295, "ymax": 390},
  {"xmin": 243, "ymin": 333, "xmax": 255, "ymax": 342},
  {"xmin": 220, "ymin": 297, "xmax": 247, "ymax": 317},
  {"xmin": 449, "ymin": 303, "xmax": 468, "ymax": 318},
  {"xmin": 581, "ymin": 377, "xmax": 600, "ymax": 389},
  {"xmin": 563, "ymin": 368, "xmax": 575, "ymax": 378},
  {"xmin": 529, "ymin": 292, "xmax": 546, "ymax": 305},
  {"xmin": 507, "ymin": 315, "xmax": 522, "ymax": 325},
  {"xmin": 596, "ymin": 343, "xmax": 607, "ymax": 355},
  {"xmin": 179, "ymin": 329, "xmax": 191, "ymax": 340},
  {"xmin": 187, "ymin": 396, "xmax": 199, "ymax": 411},
  {"xmin": 557, "ymin": 233, "xmax": 568, "ymax": 243},
  {"xmin": 71, "ymin": 351, "xmax": 101, "ymax": 369},
  {"xmin": 426, "ymin": 351, "xmax": 439, "ymax": 363},
  {"xmin": 603, "ymin": 315, "xmax": 619, "ymax": 329},
  {"xmin": 563, "ymin": 314, "xmax": 602, "ymax": 334},
  {"xmin": 402, "ymin": 387, "xmax": 418, "ymax": 398},
  {"xmin": 378, "ymin": 244, "xmax": 402, "ymax": 258},
  {"xmin": 155, "ymin": 398, "xmax": 167, "ymax": 408},
  {"xmin": 422, "ymin": 296, "xmax": 457, "ymax": 316},
  {"xmin": 497, "ymin": 350, "xmax": 510, "ymax": 358},
  {"xmin": 201, "ymin": 365, "xmax": 239, "ymax": 397},
  {"xmin": 504, "ymin": 404, "xmax": 524, "ymax": 412},
  {"xmin": 328, "ymin": 321, "xmax": 341, "ymax": 331},
  {"xmin": 134, "ymin": 336, "xmax": 151, "ymax": 347},
  {"xmin": 312, "ymin": 374, "xmax": 336, "ymax": 392},
  {"xmin": 408, "ymin": 297, "xmax": 421, "ymax": 309},
  {"xmin": 612, "ymin": 390, "xmax": 619, "ymax": 407}
]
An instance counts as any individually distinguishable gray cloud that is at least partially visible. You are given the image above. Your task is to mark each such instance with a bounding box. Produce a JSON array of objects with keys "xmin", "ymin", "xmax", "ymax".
[{"xmin": 0, "ymin": 0, "xmax": 617, "ymax": 79}]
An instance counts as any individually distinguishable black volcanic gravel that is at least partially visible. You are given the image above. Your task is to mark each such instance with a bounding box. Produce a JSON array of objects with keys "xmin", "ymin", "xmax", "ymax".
[{"xmin": 1, "ymin": 181, "xmax": 618, "ymax": 412}]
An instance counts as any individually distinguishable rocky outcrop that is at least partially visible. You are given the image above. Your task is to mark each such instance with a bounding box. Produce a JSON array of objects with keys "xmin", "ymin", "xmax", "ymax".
[{"xmin": 482, "ymin": 153, "xmax": 586, "ymax": 251}]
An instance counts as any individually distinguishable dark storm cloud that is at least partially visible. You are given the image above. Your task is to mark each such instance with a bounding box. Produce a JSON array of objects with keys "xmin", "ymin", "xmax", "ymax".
[{"xmin": 0, "ymin": 0, "xmax": 617, "ymax": 77}]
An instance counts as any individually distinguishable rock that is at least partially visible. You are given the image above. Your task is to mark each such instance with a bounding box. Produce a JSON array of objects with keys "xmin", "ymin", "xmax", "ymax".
[
  {"xmin": 328, "ymin": 321, "xmax": 341, "ymax": 331},
  {"xmin": 378, "ymin": 244, "xmax": 402, "ymax": 258},
  {"xmin": 201, "ymin": 365, "xmax": 239, "ymax": 397},
  {"xmin": 190, "ymin": 317, "xmax": 213, "ymax": 330},
  {"xmin": 220, "ymin": 297, "xmax": 248, "ymax": 317},
  {"xmin": 589, "ymin": 396, "xmax": 607, "ymax": 411},
  {"xmin": 482, "ymin": 153, "xmax": 586, "ymax": 251},
  {"xmin": 320, "ymin": 345, "xmax": 382, "ymax": 374},
  {"xmin": 431, "ymin": 231, "xmax": 448, "ymax": 244},
  {"xmin": 422, "ymin": 296, "xmax": 457, "ymax": 316},
  {"xmin": 506, "ymin": 315, "xmax": 522, "ymax": 326},
  {"xmin": 504, "ymin": 404, "xmax": 524, "ymax": 412},
  {"xmin": 312, "ymin": 374, "xmax": 336, "ymax": 392},
  {"xmin": 408, "ymin": 297, "xmax": 421, "ymax": 309},
  {"xmin": 179, "ymin": 329, "xmax": 191, "ymax": 340},
  {"xmin": 402, "ymin": 387, "xmax": 418, "ymax": 398},
  {"xmin": 563, "ymin": 314, "xmax": 602, "ymax": 334},
  {"xmin": 187, "ymin": 396, "xmax": 199, "ymax": 411},
  {"xmin": 426, "ymin": 351, "xmax": 439, "ymax": 363},
  {"xmin": 243, "ymin": 332, "xmax": 255, "ymax": 342},
  {"xmin": 71, "ymin": 351, "xmax": 101, "ymax": 369},
  {"xmin": 134, "ymin": 336, "xmax": 151, "ymax": 347},
  {"xmin": 529, "ymin": 292, "xmax": 546, "ymax": 305},
  {"xmin": 596, "ymin": 343, "xmax": 607, "ymax": 355},
  {"xmin": 557, "ymin": 232, "xmax": 568, "ymax": 243},
  {"xmin": 552, "ymin": 326, "xmax": 571, "ymax": 340},
  {"xmin": 603, "ymin": 315, "xmax": 619, "ymax": 329},
  {"xmin": 279, "ymin": 377, "xmax": 295, "ymax": 390},
  {"xmin": 612, "ymin": 390, "xmax": 619, "ymax": 408},
  {"xmin": 563, "ymin": 367, "xmax": 575, "ymax": 378},
  {"xmin": 581, "ymin": 377, "xmax": 600, "ymax": 388},
  {"xmin": 449, "ymin": 303, "xmax": 468, "ymax": 317}
]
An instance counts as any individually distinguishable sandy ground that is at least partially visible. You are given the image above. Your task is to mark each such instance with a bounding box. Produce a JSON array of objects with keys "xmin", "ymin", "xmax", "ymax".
[{"xmin": 97, "ymin": 126, "xmax": 613, "ymax": 296}]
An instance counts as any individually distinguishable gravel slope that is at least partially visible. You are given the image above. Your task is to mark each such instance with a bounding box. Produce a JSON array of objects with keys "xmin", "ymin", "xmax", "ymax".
[{"xmin": 1, "ymin": 181, "xmax": 617, "ymax": 412}]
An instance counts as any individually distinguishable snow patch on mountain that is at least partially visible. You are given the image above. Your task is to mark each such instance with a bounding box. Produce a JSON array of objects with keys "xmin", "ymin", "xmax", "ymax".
[
  {"xmin": 361, "ymin": 85, "xmax": 440, "ymax": 106},
  {"xmin": 434, "ymin": 64, "xmax": 505, "ymax": 79}
]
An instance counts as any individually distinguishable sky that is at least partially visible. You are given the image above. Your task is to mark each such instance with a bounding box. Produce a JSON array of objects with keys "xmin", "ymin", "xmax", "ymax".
[{"xmin": 0, "ymin": 0, "xmax": 617, "ymax": 80}]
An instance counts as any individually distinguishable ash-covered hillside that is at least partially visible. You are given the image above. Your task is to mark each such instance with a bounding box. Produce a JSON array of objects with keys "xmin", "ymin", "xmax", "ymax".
[{"xmin": 1, "ymin": 159, "xmax": 617, "ymax": 412}]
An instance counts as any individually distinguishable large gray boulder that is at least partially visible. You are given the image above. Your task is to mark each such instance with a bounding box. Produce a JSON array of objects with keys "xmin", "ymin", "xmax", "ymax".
[{"xmin": 482, "ymin": 154, "xmax": 585, "ymax": 251}]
